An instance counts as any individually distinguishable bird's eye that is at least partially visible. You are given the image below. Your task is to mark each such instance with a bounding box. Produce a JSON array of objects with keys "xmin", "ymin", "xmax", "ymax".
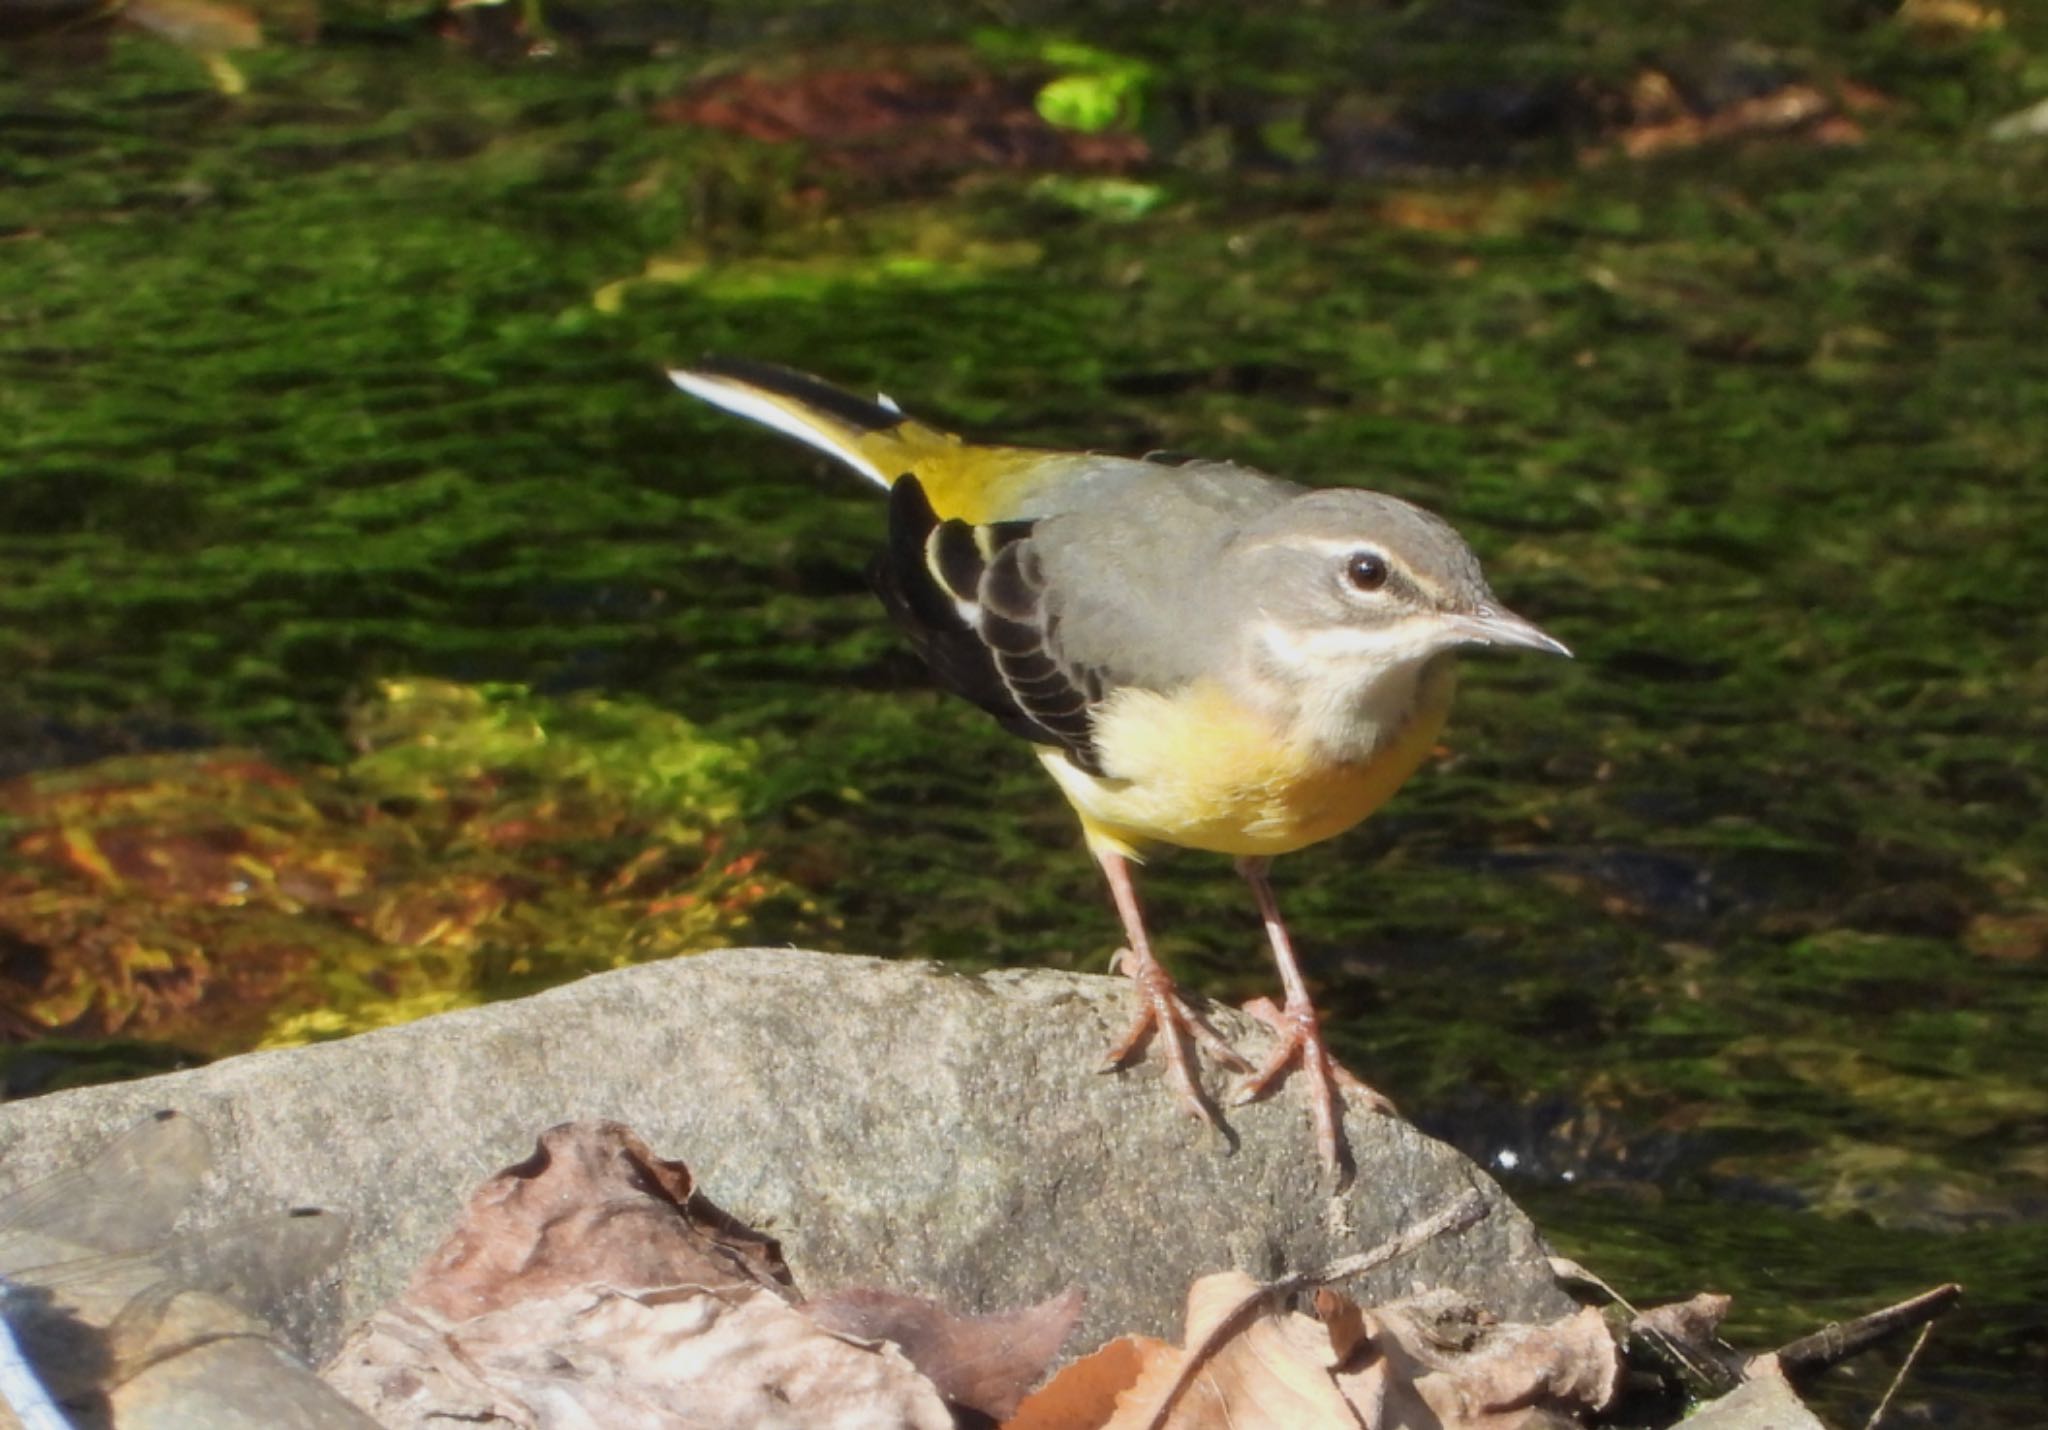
[{"xmin": 1345, "ymin": 551, "xmax": 1389, "ymax": 593}]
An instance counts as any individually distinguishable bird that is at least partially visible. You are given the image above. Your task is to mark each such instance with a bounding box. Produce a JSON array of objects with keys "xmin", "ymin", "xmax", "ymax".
[{"xmin": 669, "ymin": 358, "xmax": 1569, "ymax": 1181}]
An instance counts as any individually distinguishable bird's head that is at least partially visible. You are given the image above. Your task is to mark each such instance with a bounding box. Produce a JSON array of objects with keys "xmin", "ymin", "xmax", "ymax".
[{"xmin": 1225, "ymin": 488, "xmax": 1569, "ymax": 693}]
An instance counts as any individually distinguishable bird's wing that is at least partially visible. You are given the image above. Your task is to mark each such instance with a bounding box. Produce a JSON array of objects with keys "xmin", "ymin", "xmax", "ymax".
[
  {"xmin": 872, "ymin": 477, "xmax": 1113, "ymax": 772},
  {"xmin": 871, "ymin": 464, "xmax": 1300, "ymax": 773}
]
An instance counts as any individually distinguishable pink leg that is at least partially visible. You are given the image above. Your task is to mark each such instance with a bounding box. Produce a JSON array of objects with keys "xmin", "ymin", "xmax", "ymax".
[
  {"xmin": 1095, "ymin": 849, "xmax": 1250, "ymax": 1126},
  {"xmin": 1230, "ymin": 857, "xmax": 1395, "ymax": 1183}
]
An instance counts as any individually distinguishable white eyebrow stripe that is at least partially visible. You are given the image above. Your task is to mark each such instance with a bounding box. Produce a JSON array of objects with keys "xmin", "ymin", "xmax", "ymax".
[{"xmin": 1233, "ymin": 534, "xmax": 1390, "ymax": 560}]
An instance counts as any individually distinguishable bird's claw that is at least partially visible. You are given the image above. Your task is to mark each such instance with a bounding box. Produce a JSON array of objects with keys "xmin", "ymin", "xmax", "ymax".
[
  {"xmin": 1232, "ymin": 995, "xmax": 1394, "ymax": 1185},
  {"xmin": 1102, "ymin": 946, "xmax": 1251, "ymax": 1128}
]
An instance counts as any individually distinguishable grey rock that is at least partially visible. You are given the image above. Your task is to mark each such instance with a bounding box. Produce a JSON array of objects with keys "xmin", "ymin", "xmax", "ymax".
[{"xmin": 0, "ymin": 948, "xmax": 1572, "ymax": 1363}]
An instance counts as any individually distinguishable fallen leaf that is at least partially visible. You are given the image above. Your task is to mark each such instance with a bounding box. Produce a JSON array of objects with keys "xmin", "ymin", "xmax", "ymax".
[
  {"xmin": 1334, "ymin": 1290, "xmax": 1619, "ymax": 1429},
  {"xmin": 805, "ymin": 1284, "xmax": 1084, "ymax": 1420},
  {"xmin": 399, "ymin": 1121, "xmax": 790, "ymax": 1323},
  {"xmin": 1625, "ymin": 1289, "xmax": 1743, "ymax": 1391},
  {"xmin": 1005, "ymin": 1336, "xmax": 1170, "ymax": 1430},
  {"xmin": 1680, "ymin": 1355, "xmax": 1830, "ymax": 1428},
  {"xmin": 323, "ymin": 1122, "xmax": 956, "ymax": 1429},
  {"xmin": 1012, "ymin": 1194, "xmax": 1534, "ymax": 1430},
  {"xmin": 331, "ymin": 1279, "xmax": 956, "ymax": 1429},
  {"xmin": 1105, "ymin": 1271, "xmax": 1363, "ymax": 1430}
]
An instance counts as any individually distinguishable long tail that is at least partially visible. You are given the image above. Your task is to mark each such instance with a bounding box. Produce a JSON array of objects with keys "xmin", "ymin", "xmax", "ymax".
[
  {"xmin": 668, "ymin": 357, "xmax": 938, "ymax": 487},
  {"xmin": 669, "ymin": 358, "xmax": 1050, "ymax": 523}
]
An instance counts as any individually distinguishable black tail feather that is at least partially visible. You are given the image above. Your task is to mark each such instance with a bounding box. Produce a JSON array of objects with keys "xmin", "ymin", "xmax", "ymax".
[{"xmin": 687, "ymin": 356, "xmax": 904, "ymax": 434}]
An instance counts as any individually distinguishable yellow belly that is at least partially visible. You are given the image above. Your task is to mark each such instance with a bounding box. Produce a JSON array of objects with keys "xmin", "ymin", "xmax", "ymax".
[{"xmin": 1038, "ymin": 671, "xmax": 1455, "ymax": 860}]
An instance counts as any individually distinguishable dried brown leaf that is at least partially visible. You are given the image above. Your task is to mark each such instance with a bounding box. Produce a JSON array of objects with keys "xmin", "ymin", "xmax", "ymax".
[
  {"xmin": 1313, "ymin": 1287, "xmax": 1371, "ymax": 1362},
  {"xmin": 805, "ymin": 1284, "xmax": 1084, "ymax": 1420},
  {"xmin": 1681, "ymin": 1355, "xmax": 1831, "ymax": 1429},
  {"xmin": 1012, "ymin": 1196, "xmax": 1503, "ymax": 1430},
  {"xmin": 1105, "ymin": 1271, "xmax": 1362, "ymax": 1430},
  {"xmin": 1627, "ymin": 1291, "xmax": 1741, "ymax": 1390},
  {"xmin": 330, "ymin": 1279, "xmax": 955, "ymax": 1428},
  {"xmin": 1005, "ymin": 1336, "xmax": 1171, "ymax": 1430},
  {"xmin": 1632, "ymin": 1291, "xmax": 1732, "ymax": 1351},
  {"xmin": 399, "ymin": 1121, "xmax": 789, "ymax": 1324},
  {"xmin": 324, "ymin": 1122, "xmax": 955, "ymax": 1429},
  {"xmin": 1334, "ymin": 1290, "xmax": 1618, "ymax": 1429}
]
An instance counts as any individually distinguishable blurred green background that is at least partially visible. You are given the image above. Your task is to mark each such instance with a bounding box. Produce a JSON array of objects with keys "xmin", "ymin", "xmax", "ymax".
[{"xmin": 2, "ymin": 0, "xmax": 2045, "ymax": 1419}]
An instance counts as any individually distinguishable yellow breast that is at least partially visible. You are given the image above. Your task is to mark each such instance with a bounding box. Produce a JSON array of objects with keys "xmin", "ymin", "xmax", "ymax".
[{"xmin": 1039, "ymin": 669, "xmax": 1455, "ymax": 861}]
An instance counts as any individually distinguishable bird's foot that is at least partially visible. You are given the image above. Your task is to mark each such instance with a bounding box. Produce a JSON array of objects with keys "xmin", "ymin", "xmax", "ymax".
[
  {"xmin": 1232, "ymin": 995, "xmax": 1396, "ymax": 1185},
  {"xmin": 1102, "ymin": 945, "xmax": 1252, "ymax": 1128}
]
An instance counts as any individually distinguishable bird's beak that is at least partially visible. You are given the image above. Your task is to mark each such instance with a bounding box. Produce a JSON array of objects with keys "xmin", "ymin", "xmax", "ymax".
[{"xmin": 1456, "ymin": 605, "xmax": 1572, "ymax": 658}]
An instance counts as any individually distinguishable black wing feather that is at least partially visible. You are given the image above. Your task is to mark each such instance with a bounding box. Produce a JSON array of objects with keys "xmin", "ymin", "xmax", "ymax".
[{"xmin": 869, "ymin": 477, "xmax": 1109, "ymax": 774}]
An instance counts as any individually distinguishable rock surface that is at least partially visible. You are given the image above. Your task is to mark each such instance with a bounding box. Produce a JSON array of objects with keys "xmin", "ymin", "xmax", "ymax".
[{"xmin": 0, "ymin": 948, "xmax": 1573, "ymax": 1362}]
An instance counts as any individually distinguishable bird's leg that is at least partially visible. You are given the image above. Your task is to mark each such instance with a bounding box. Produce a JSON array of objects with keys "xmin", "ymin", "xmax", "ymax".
[
  {"xmin": 1095, "ymin": 848, "xmax": 1250, "ymax": 1126},
  {"xmin": 1230, "ymin": 856, "xmax": 1396, "ymax": 1182}
]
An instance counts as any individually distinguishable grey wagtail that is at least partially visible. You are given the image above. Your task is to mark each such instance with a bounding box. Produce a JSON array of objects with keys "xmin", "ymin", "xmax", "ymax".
[{"xmin": 670, "ymin": 358, "xmax": 1569, "ymax": 1180}]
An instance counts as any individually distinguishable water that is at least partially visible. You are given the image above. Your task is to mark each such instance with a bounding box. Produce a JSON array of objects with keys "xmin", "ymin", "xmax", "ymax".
[{"xmin": 2, "ymin": 1, "xmax": 2045, "ymax": 1420}]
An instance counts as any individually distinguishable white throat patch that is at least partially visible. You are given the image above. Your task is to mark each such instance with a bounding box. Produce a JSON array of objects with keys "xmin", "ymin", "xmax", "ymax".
[{"xmin": 1252, "ymin": 617, "xmax": 1457, "ymax": 761}]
